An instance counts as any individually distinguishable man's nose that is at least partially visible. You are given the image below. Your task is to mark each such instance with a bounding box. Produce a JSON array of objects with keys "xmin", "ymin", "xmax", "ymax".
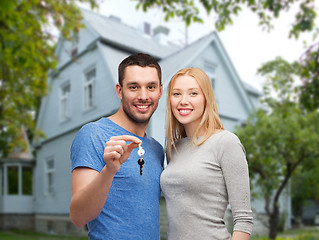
[{"xmin": 138, "ymin": 88, "xmax": 149, "ymax": 100}]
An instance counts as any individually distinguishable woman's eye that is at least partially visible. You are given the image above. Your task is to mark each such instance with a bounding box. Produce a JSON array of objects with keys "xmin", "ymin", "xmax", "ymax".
[
  {"xmin": 190, "ymin": 92, "xmax": 198, "ymax": 96},
  {"xmin": 173, "ymin": 93, "xmax": 180, "ymax": 96}
]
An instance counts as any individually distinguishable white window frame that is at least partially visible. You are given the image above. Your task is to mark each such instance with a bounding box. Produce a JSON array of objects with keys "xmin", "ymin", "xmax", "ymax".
[
  {"xmin": 83, "ymin": 66, "xmax": 96, "ymax": 111},
  {"xmin": 60, "ymin": 82, "xmax": 71, "ymax": 122},
  {"xmin": 204, "ymin": 61, "xmax": 218, "ymax": 90},
  {"xmin": 70, "ymin": 31, "xmax": 79, "ymax": 60},
  {"xmin": 44, "ymin": 158, "xmax": 55, "ymax": 196}
]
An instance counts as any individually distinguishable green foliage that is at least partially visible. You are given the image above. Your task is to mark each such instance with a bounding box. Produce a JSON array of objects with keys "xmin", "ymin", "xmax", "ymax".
[
  {"xmin": 135, "ymin": 0, "xmax": 317, "ymax": 38},
  {"xmin": 235, "ymin": 52, "xmax": 319, "ymax": 238},
  {"xmin": 298, "ymin": 42, "xmax": 319, "ymax": 111},
  {"xmin": 0, "ymin": 0, "xmax": 97, "ymax": 158},
  {"xmin": 254, "ymin": 236, "xmax": 317, "ymax": 240},
  {"xmin": 236, "ymin": 104, "xmax": 319, "ymax": 202}
]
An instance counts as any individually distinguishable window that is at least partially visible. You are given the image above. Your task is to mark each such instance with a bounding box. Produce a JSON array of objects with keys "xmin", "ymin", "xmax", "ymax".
[
  {"xmin": 60, "ymin": 83, "xmax": 71, "ymax": 122},
  {"xmin": 22, "ymin": 166, "xmax": 33, "ymax": 195},
  {"xmin": 45, "ymin": 159, "xmax": 54, "ymax": 195},
  {"xmin": 83, "ymin": 67, "xmax": 96, "ymax": 111},
  {"xmin": 7, "ymin": 166, "xmax": 18, "ymax": 195},
  {"xmin": 70, "ymin": 48, "xmax": 78, "ymax": 59},
  {"xmin": 144, "ymin": 22, "xmax": 151, "ymax": 35},
  {"xmin": 70, "ymin": 31, "xmax": 79, "ymax": 60},
  {"xmin": 204, "ymin": 62, "xmax": 217, "ymax": 90}
]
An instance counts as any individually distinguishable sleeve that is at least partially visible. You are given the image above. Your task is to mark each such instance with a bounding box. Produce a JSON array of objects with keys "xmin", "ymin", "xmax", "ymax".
[
  {"xmin": 70, "ymin": 123, "xmax": 106, "ymax": 172},
  {"xmin": 219, "ymin": 132, "xmax": 253, "ymax": 235}
]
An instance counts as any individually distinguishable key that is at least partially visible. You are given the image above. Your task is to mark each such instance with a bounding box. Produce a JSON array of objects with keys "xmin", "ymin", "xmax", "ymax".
[
  {"xmin": 137, "ymin": 143, "xmax": 145, "ymax": 176},
  {"xmin": 138, "ymin": 158, "xmax": 145, "ymax": 175}
]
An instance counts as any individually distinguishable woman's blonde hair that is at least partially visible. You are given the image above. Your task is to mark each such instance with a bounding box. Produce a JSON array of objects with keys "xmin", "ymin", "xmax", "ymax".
[{"xmin": 166, "ymin": 68, "xmax": 224, "ymax": 158}]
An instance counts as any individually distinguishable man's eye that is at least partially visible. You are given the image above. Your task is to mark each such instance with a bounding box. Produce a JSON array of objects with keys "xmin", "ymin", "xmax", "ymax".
[
  {"xmin": 148, "ymin": 86, "xmax": 156, "ymax": 90},
  {"xmin": 129, "ymin": 86, "xmax": 137, "ymax": 90}
]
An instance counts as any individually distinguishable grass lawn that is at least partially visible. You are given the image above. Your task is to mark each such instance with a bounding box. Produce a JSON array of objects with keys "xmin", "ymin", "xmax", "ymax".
[
  {"xmin": 0, "ymin": 230, "xmax": 88, "ymax": 240},
  {"xmin": 278, "ymin": 226, "xmax": 319, "ymax": 239},
  {"xmin": 0, "ymin": 227, "xmax": 318, "ymax": 240},
  {"xmin": 251, "ymin": 226, "xmax": 319, "ymax": 240}
]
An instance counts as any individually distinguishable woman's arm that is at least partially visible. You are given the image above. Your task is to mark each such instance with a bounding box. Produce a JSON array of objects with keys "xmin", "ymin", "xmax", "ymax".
[{"xmin": 232, "ymin": 231, "xmax": 251, "ymax": 240}]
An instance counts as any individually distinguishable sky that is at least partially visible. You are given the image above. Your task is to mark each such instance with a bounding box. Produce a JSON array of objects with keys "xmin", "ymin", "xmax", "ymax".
[{"xmin": 78, "ymin": 0, "xmax": 318, "ymax": 91}]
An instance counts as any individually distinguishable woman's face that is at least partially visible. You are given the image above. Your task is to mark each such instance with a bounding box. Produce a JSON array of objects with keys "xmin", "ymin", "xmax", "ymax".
[{"xmin": 170, "ymin": 75, "xmax": 205, "ymax": 137}]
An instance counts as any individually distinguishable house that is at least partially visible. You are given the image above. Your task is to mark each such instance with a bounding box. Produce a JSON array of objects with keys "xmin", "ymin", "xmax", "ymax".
[{"xmin": 13, "ymin": 7, "xmax": 270, "ymax": 237}]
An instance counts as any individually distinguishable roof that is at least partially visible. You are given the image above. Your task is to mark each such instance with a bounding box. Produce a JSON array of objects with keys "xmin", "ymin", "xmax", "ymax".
[
  {"xmin": 7, "ymin": 127, "xmax": 34, "ymax": 161},
  {"xmin": 79, "ymin": 9, "xmax": 262, "ymax": 97},
  {"xmin": 81, "ymin": 8, "xmax": 180, "ymax": 59}
]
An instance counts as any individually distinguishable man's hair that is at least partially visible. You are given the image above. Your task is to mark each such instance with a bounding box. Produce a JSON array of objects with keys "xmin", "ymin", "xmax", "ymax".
[{"xmin": 118, "ymin": 53, "xmax": 162, "ymax": 86}]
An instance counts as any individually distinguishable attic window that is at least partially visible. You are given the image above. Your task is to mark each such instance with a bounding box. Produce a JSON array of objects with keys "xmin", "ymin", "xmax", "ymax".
[
  {"xmin": 70, "ymin": 47, "xmax": 78, "ymax": 59},
  {"xmin": 204, "ymin": 62, "xmax": 217, "ymax": 90},
  {"xmin": 83, "ymin": 67, "xmax": 96, "ymax": 111},
  {"xmin": 70, "ymin": 31, "xmax": 79, "ymax": 60},
  {"xmin": 60, "ymin": 83, "xmax": 71, "ymax": 122}
]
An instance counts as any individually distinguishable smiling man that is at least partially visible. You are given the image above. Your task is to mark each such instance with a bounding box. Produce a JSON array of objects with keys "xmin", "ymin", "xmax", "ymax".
[{"xmin": 69, "ymin": 53, "xmax": 164, "ymax": 240}]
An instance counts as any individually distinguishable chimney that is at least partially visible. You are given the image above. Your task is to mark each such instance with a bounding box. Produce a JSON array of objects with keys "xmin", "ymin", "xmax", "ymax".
[
  {"xmin": 153, "ymin": 25, "xmax": 170, "ymax": 45},
  {"xmin": 109, "ymin": 15, "xmax": 121, "ymax": 22},
  {"xmin": 138, "ymin": 22, "xmax": 152, "ymax": 36}
]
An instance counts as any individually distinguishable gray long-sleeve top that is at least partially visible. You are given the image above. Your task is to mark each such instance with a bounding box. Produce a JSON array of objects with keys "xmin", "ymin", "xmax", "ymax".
[{"xmin": 160, "ymin": 130, "xmax": 253, "ymax": 240}]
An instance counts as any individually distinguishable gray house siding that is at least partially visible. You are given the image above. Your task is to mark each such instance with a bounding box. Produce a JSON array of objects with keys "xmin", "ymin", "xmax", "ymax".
[{"xmin": 34, "ymin": 129, "xmax": 83, "ymax": 234}]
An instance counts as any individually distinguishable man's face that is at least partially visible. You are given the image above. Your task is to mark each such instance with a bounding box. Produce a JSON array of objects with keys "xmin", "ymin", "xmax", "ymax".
[{"xmin": 117, "ymin": 65, "xmax": 162, "ymax": 124}]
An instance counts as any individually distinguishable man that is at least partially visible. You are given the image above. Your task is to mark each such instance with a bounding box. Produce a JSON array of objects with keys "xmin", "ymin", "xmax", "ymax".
[{"xmin": 69, "ymin": 53, "xmax": 164, "ymax": 239}]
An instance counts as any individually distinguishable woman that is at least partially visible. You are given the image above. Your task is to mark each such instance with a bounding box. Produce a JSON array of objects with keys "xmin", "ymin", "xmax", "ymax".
[{"xmin": 160, "ymin": 68, "xmax": 253, "ymax": 240}]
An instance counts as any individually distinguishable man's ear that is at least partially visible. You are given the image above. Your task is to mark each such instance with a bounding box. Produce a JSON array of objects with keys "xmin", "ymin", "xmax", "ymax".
[
  {"xmin": 115, "ymin": 83, "xmax": 122, "ymax": 100},
  {"xmin": 159, "ymin": 83, "xmax": 163, "ymax": 98}
]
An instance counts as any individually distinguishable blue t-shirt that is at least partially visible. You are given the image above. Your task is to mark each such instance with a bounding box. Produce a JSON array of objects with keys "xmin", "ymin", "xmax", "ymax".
[{"xmin": 70, "ymin": 118, "xmax": 164, "ymax": 240}]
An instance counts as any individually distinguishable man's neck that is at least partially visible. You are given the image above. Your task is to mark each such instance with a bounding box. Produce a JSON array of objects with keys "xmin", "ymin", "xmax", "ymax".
[{"xmin": 108, "ymin": 111, "xmax": 148, "ymax": 137}]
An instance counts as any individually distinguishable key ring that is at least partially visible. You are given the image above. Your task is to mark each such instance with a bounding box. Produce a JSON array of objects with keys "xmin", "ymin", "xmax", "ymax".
[{"xmin": 138, "ymin": 143, "xmax": 145, "ymax": 157}]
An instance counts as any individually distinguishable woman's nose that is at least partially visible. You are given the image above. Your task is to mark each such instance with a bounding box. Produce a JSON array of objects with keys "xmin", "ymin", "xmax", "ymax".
[{"xmin": 180, "ymin": 94, "xmax": 189, "ymax": 105}]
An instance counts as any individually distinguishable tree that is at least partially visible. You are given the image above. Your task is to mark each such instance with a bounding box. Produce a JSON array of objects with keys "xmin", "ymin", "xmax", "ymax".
[
  {"xmin": 136, "ymin": 0, "xmax": 317, "ymax": 38},
  {"xmin": 0, "ymin": 0, "xmax": 97, "ymax": 157},
  {"xmin": 235, "ymin": 57, "xmax": 319, "ymax": 239}
]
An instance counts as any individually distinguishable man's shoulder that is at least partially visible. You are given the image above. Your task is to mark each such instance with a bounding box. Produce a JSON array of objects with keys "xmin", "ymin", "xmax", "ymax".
[
  {"xmin": 147, "ymin": 136, "xmax": 163, "ymax": 147},
  {"xmin": 145, "ymin": 137, "xmax": 164, "ymax": 158},
  {"xmin": 80, "ymin": 118, "xmax": 116, "ymax": 132}
]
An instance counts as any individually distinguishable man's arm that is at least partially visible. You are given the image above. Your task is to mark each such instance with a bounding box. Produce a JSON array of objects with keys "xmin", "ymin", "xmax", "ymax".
[{"xmin": 69, "ymin": 135, "xmax": 141, "ymax": 227}]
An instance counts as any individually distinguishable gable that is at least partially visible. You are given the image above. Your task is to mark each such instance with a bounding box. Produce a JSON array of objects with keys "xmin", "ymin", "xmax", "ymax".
[
  {"xmin": 81, "ymin": 8, "xmax": 180, "ymax": 59},
  {"xmin": 36, "ymin": 46, "xmax": 120, "ymax": 142},
  {"xmin": 55, "ymin": 19, "xmax": 99, "ymax": 70}
]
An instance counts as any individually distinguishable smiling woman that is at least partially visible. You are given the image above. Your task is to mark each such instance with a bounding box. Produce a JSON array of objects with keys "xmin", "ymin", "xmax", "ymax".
[{"xmin": 161, "ymin": 67, "xmax": 253, "ymax": 240}]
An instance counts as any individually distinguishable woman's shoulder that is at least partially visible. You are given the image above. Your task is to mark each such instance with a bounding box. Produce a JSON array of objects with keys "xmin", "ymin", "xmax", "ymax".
[{"xmin": 207, "ymin": 130, "xmax": 241, "ymax": 146}]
